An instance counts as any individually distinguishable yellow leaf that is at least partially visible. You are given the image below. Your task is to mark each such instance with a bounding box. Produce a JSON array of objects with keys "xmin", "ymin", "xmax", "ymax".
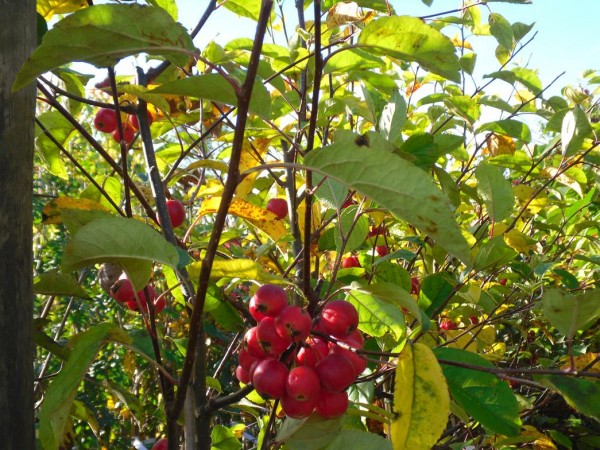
[
  {"xmin": 37, "ymin": 0, "xmax": 87, "ymax": 20},
  {"xmin": 391, "ymin": 343, "xmax": 449, "ymax": 450},
  {"xmin": 187, "ymin": 259, "xmax": 287, "ymax": 284},
  {"xmin": 236, "ymin": 139, "xmax": 270, "ymax": 199},
  {"xmin": 489, "ymin": 222, "xmax": 538, "ymax": 253},
  {"xmin": 445, "ymin": 325, "xmax": 496, "ymax": 353},
  {"xmin": 484, "ymin": 133, "xmax": 515, "ymax": 157},
  {"xmin": 198, "ymin": 197, "xmax": 286, "ymax": 243},
  {"xmin": 326, "ymin": 1, "xmax": 364, "ymax": 28},
  {"xmin": 451, "ymin": 34, "xmax": 473, "ymax": 50},
  {"xmin": 42, "ymin": 196, "xmax": 109, "ymax": 224},
  {"xmin": 296, "ymin": 199, "xmax": 322, "ymax": 242},
  {"xmin": 561, "ymin": 352, "xmax": 600, "ymax": 373}
]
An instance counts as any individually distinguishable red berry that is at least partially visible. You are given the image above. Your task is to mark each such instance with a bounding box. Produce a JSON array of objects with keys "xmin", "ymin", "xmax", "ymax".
[
  {"xmin": 266, "ymin": 198, "xmax": 288, "ymax": 220},
  {"xmin": 112, "ymin": 124, "xmax": 135, "ymax": 144},
  {"xmin": 281, "ymin": 394, "xmax": 317, "ymax": 419},
  {"xmin": 124, "ymin": 286, "xmax": 164, "ymax": 314},
  {"xmin": 235, "ymin": 365, "xmax": 251, "ymax": 384},
  {"xmin": 315, "ymin": 389, "xmax": 349, "ymax": 419},
  {"xmin": 252, "ymin": 359, "xmax": 288, "ymax": 399},
  {"xmin": 375, "ymin": 245, "xmax": 389, "ymax": 256},
  {"xmin": 469, "ymin": 316, "xmax": 479, "ymax": 325},
  {"xmin": 410, "ymin": 277, "xmax": 420, "ymax": 296},
  {"xmin": 342, "ymin": 255, "xmax": 361, "ymax": 269},
  {"xmin": 238, "ymin": 348, "xmax": 258, "ymax": 371},
  {"xmin": 244, "ymin": 327, "xmax": 268, "ymax": 358},
  {"xmin": 499, "ymin": 278, "xmax": 508, "ymax": 286},
  {"xmin": 368, "ymin": 225, "xmax": 387, "ymax": 238},
  {"xmin": 151, "ymin": 438, "xmax": 168, "ymax": 450},
  {"xmin": 257, "ymin": 316, "xmax": 292, "ymax": 356},
  {"xmin": 110, "ymin": 276, "xmax": 135, "ymax": 303},
  {"xmin": 329, "ymin": 344, "xmax": 366, "ymax": 377},
  {"xmin": 319, "ymin": 300, "xmax": 359, "ymax": 338},
  {"xmin": 440, "ymin": 319, "xmax": 457, "ymax": 331},
  {"xmin": 286, "ymin": 366, "xmax": 321, "ymax": 402},
  {"xmin": 295, "ymin": 337, "xmax": 329, "ymax": 368},
  {"xmin": 315, "ymin": 353, "xmax": 356, "ymax": 392},
  {"xmin": 93, "ymin": 108, "xmax": 118, "ymax": 133},
  {"xmin": 128, "ymin": 110, "xmax": 154, "ymax": 130},
  {"xmin": 341, "ymin": 198, "xmax": 356, "ymax": 209},
  {"xmin": 249, "ymin": 284, "xmax": 288, "ymax": 322},
  {"xmin": 165, "ymin": 199, "xmax": 186, "ymax": 228},
  {"xmin": 275, "ymin": 305, "xmax": 312, "ymax": 342}
]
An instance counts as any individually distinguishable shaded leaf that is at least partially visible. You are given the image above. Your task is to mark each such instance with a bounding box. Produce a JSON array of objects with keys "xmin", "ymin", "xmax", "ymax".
[
  {"xmin": 277, "ymin": 415, "xmax": 343, "ymax": 450},
  {"xmin": 478, "ymin": 119, "xmax": 531, "ymax": 143},
  {"xmin": 334, "ymin": 206, "xmax": 369, "ymax": 252},
  {"xmin": 475, "ymin": 162, "xmax": 515, "ymax": 222},
  {"xmin": 304, "ymin": 139, "xmax": 473, "ymax": 266},
  {"xmin": 537, "ymin": 375, "xmax": 600, "ymax": 422},
  {"xmin": 541, "ymin": 289, "xmax": 600, "ymax": 340},
  {"xmin": 34, "ymin": 270, "xmax": 91, "ymax": 299},
  {"xmin": 358, "ymin": 16, "xmax": 460, "ymax": 82},
  {"xmin": 326, "ymin": 429, "xmax": 392, "ymax": 450},
  {"xmin": 434, "ymin": 347, "xmax": 522, "ymax": 436},
  {"xmin": 14, "ymin": 4, "xmax": 195, "ymax": 91},
  {"xmin": 391, "ymin": 343, "xmax": 450, "ymax": 450}
]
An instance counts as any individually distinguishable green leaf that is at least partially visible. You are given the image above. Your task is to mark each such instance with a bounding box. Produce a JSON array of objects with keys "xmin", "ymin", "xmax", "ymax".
[
  {"xmin": 444, "ymin": 95, "xmax": 480, "ymax": 125},
  {"xmin": 541, "ymin": 289, "xmax": 600, "ymax": 339},
  {"xmin": 537, "ymin": 375, "xmax": 600, "ymax": 422},
  {"xmin": 38, "ymin": 324, "xmax": 131, "ymax": 450},
  {"xmin": 346, "ymin": 287, "xmax": 407, "ymax": 339},
  {"xmin": 13, "ymin": 4, "xmax": 195, "ymax": 91},
  {"xmin": 222, "ymin": 0, "xmax": 262, "ymax": 21},
  {"xmin": 324, "ymin": 48, "xmax": 384, "ymax": 74},
  {"xmin": 211, "ymin": 424, "xmax": 242, "ymax": 450},
  {"xmin": 474, "ymin": 162, "xmax": 515, "ymax": 222},
  {"xmin": 434, "ymin": 347, "xmax": 522, "ymax": 436},
  {"xmin": 61, "ymin": 216, "xmax": 180, "ymax": 290},
  {"xmin": 358, "ymin": 16, "xmax": 460, "ymax": 82},
  {"xmin": 477, "ymin": 119, "xmax": 531, "ymax": 143},
  {"xmin": 489, "ymin": 13, "xmax": 513, "ymax": 49},
  {"xmin": 277, "ymin": 415, "xmax": 344, "ymax": 450},
  {"xmin": 326, "ymin": 429, "xmax": 392, "ymax": 450},
  {"xmin": 34, "ymin": 269, "xmax": 90, "ymax": 299},
  {"xmin": 348, "ymin": 281, "xmax": 429, "ymax": 331},
  {"xmin": 561, "ymin": 106, "xmax": 593, "ymax": 157},
  {"xmin": 147, "ymin": 0, "xmax": 178, "ymax": 20},
  {"xmin": 334, "ymin": 206, "xmax": 369, "ymax": 252},
  {"xmin": 304, "ymin": 140, "xmax": 473, "ymax": 266},
  {"xmin": 474, "ymin": 236, "xmax": 518, "ymax": 270},
  {"xmin": 35, "ymin": 111, "xmax": 74, "ymax": 179},
  {"xmin": 379, "ymin": 91, "xmax": 407, "ymax": 144},
  {"xmin": 188, "ymin": 259, "xmax": 288, "ymax": 285},
  {"xmin": 150, "ymin": 74, "xmax": 271, "ymax": 119}
]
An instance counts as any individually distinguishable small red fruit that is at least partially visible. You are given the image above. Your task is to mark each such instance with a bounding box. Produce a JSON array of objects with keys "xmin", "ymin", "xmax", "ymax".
[
  {"xmin": 238, "ymin": 348, "xmax": 258, "ymax": 371},
  {"xmin": 499, "ymin": 278, "xmax": 508, "ymax": 286},
  {"xmin": 410, "ymin": 277, "xmax": 420, "ymax": 296},
  {"xmin": 375, "ymin": 245, "xmax": 389, "ymax": 256},
  {"xmin": 235, "ymin": 365, "xmax": 251, "ymax": 384},
  {"xmin": 165, "ymin": 199, "xmax": 186, "ymax": 228},
  {"xmin": 151, "ymin": 438, "xmax": 168, "ymax": 450},
  {"xmin": 275, "ymin": 305, "xmax": 312, "ymax": 342},
  {"xmin": 329, "ymin": 344, "xmax": 366, "ymax": 377},
  {"xmin": 469, "ymin": 316, "xmax": 479, "ymax": 325},
  {"xmin": 368, "ymin": 225, "xmax": 387, "ymax": 239},
  {"xmin": 286, "ymin": 366, "xmax": 321, "ymax": 402},
  {"xmin": 342, "ymin": 255, "xmax": 361, "ymax": 269},
  {"xmin": 266, "ymin": 198, "xmax": 288, "ymax": 220},
  {"xmin": 244, "ymin": 327, "xmax": 268, "ymax": 358},
  {"xmin": 93, "ymin": 108, "xmax": 118, "ymax": 133},
  {"xmin": 112, "ymin": 124, "xmax": 136, "ymax": 144},
  {"xmin": 249, "ymin": 284, "xmax": 288, "ymax": 322},
  {"xmin": 281, "ymin": 394, "xmax": 317, "ymax": 419},
  {"xmin": 295, "ymin": 337, "xmax": 329, "ymax": 368},
  {"xmin": 252, "ymin": 358, "xmax": 288, "ymax": 399},
  {"xmin": 315, "ymin": 353, "xmax": 356, "ymax": 392},
  {"xmin": 257, "ymin": 316, "xmax": 293, "ymax": 356},
  {"xmin": 440, "ymin": 319, "xmax": 458, "ymax": 331},
  {"xmin": 319, "ymin": 300, "xmax": 359, "ymax": 338},
  {"xmin": 128, "ymin": 110, "xmax": 154, "ymax": 130},
  {"xmin": 315, "ymin": 389, "xmax": 349, "ymax": 419}
]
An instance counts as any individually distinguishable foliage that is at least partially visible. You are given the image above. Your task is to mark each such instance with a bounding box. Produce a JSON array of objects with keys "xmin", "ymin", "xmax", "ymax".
[{"xmin": 21, "ymin": 0, "xmax": 600, "ymax": 449}]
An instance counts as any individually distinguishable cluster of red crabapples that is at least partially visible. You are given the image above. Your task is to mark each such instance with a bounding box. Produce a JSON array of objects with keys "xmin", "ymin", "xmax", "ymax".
[
  {"xmin": 108, "ymin": 272, "xmax": 165, "ymax": 315},
  {"xmin": 235, "ymin": 284, "xmax": 366, "ymax": 420},
  {"xmin": 93, "ymin": 107, "xmax": 154, "ymax": 145}
]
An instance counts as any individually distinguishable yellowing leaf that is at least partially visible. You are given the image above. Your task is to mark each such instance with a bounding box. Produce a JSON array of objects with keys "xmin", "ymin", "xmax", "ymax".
[
  {"xmin": 37, "ymin": 0, "xmax": 87, "ymax": 20},
  {"xmin": 451, "ymin": 34, "xmax": 473, "ymax": 50},
  {"xmin": 326, "ymin": 1, "xmax": 364, "ymax": 28},
  {"xmin": 297, "ymin": 199, "xmax": 322, "ymax": 243},
  {"xmin": 198, "ymin": 197, "xmax": 286, "ymax": 243},
  {"xmin": 489, "ymin": 222, "xmax": 538, "ymax": 254},
  {"xmin": 484, "ymin": 133, "xmax": 515, "ymax": 156},
  {"xmin": 187, "ymin": 259, "xmax": 287, "ymax": 284},
  {"xmin": 445, "ymin": 326, "xmax": 496, "ymax": 353},
  {"xmin": 522, "ymin": 426, "xmax": 558, "ymax": 450},
  {"xmin": 235, "ymin": 139, "xmax": 270, "ymax": 199},
  {"xmin": 42, "ymin": 196, "xmax": 110, "ymax": 225},
  {"xmin": 391, "ymin": 343, "xmax": 449, "ymax": 450},
  {"xmin": 561, "ymin": 352, "xmax": 600, "ymax": 373}
]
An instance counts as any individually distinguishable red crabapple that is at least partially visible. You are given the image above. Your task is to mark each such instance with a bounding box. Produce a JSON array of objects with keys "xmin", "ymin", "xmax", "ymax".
[
  {"xmin": 93, "ymin": 108, "xmax": 118, "ymax": 133},
  {"xmin": 375, "ymin": 245, "xmax": 389, "ymax": 256},
  {"xmin": 315, "ymin": 389, "xmax": 349, "ymax": 419},
  {"xmin": 286, "ymin": 366, "xmax": 321, "ymax": 402},
  {"xmin": 128, "ymin": 110, "xmax": 154, "ymax": 130},
  {"xmin": 151, "ymin": 438, "xmax": 168, "ymax": 450},
  {"xmin": 319, "ymin": 300, "xmax": 359, "ymax": 338},
  {"xmin": 315, "ymin": 353, "xmax": 356, "ymax": 392},
  {"xmin": 164, "ymin": 199, "xmax": 186, "ymax": 228},
  {"xmin": 244, "ymin": 327, "xmax": 268, "ymax": 358},
  {"xmin": 235, "ymin": 365, "xmax": 251, "ymax": 384},
  {"xmin": 275, "ymin": 305, "xmax": 312, "ymax": 342},
  {"xmin": 252, "ymin": 359, "xmax": 288, "ymax": 399},
  {"xmin": 257, "ymin": 316, "xmax": 292, "ymax": 356},
  {"xmin": 281, "ymin": 394, "xmax": 317, "ymax": 419},
  {"xmin": 249, "ymin": 284, "xmax": 288, "ymax": 321},
  {"xmin": 295, "ymin": 337, "xmax": 329, "ymax": 368},
  {"xmin": 266, "ymin": 198, "xmax": 288, "ymax": 220},
  {"xmin": 440, "ymin": 319, "xmax": 458, "ymax": 331},
  {"xmin": 112, "ymin": 124, "xmax": 135, "ymax": 144},
  {"xmin": 342, "ymin": 255, "xmax": 361, "ymax": 269}
]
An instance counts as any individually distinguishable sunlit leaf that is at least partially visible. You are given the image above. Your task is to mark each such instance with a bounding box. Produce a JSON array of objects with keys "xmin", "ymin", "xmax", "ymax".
[
  {"xmin": 187, "ymin": 259, "xmax": 286, "ymax": 284},
  {"xmin": 34, "ymin": 269, "xmax": 90, "ymax": 299},
  {"xmin": 391, "ymin": 343, "xmax": 450, "ymax": 450},
  {"xmin": 35, "ymin": 111, "xmax": 74, "ymax": 179},
  {"xmin": 236, "ymin": 139, "xmax": 270, "ymax": 199},
  {"xmin": 475, "ymin": 162, "xmax": 515, "ymax": 222},
  {"xmin": 14, "ymin": 4, "xmax": 195, "ymax": 91},
  {"xmin": 42, "ymin": 196, "xmax": 110, "ymax": 225},
  {"xmin": 478, "ymin": 119, "xmax": 531, "ymax": 143},
  {"xmin": 37, "ymin": 0, "xmax": 87, "ymax": 20},
  {"xmin": 304, "ymin": 139, "xmax": 473, "ymax": 266},
  {"xmin": 434, "ymin": 347, "xmax": 522, "ymax": 436},
  {"xmin": 358, "ymin": 16, "xmax": 460, "ymax": 82},
  {"xmin": 541, "ymin": 289, "xmax": 600, "ymax": 340},
  {"xmin": 38, "ymin": 324, "xmax": 131, "ymax": 450},
  {"xmin": 561, "ymin": 106, "xmax": 593, "ymax": 157},
  {"xmin": 334, "ymin": 206, "xmax": 369, "ymax": 252},
  {"xmin": 346, "ymin": 287, "xmax": 407, "ymax": 340}
]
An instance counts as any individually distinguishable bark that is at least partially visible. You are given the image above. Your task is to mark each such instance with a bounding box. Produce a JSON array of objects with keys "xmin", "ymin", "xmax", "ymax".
[{"xmin": 0, "ymin": 0, "xmax": 37, "ymax": 448}]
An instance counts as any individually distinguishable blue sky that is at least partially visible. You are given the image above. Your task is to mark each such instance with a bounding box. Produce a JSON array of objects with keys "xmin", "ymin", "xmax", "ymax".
[{"xmin": 173, "ymin": 0, "xmax": 600, "ymax": 96}]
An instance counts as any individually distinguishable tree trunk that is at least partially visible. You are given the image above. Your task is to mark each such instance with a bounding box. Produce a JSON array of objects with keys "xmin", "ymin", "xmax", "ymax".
[{"xmin": 0, "ymin": 0, "xmax": 37, "ymax": 448}]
